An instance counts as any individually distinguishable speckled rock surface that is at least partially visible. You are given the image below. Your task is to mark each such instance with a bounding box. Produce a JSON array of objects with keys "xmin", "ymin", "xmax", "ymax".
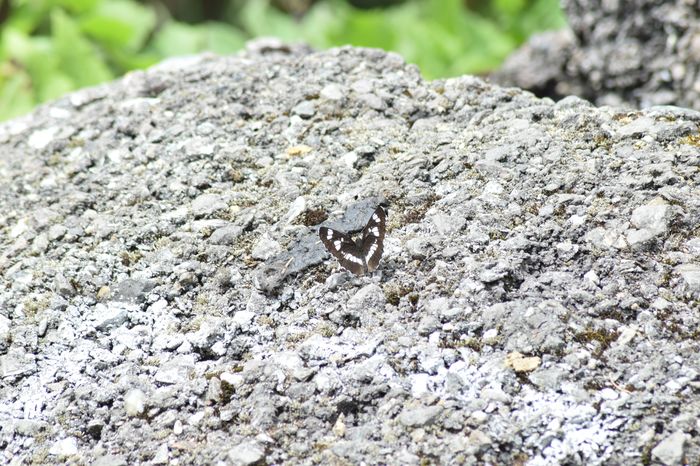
[
  {"xmin": 1, "ymin": 42, "xmax": 699, "ymax": 465},
  {"xmin": 492, "ymin": 0, "xmax": 700, "ymax": 111}
]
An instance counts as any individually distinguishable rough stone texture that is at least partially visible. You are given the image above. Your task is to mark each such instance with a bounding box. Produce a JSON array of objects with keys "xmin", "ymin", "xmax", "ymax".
[
  {"xmin": 652, "ymin": 430, "xmax": 689, "ymax": 466},
  {"xmin": 1, "ymin": 42, "xmax": 700, "ymax": 465},
  {"xmin": 492, "ymin": 0, "xmax": 700, "ymax": 110}
]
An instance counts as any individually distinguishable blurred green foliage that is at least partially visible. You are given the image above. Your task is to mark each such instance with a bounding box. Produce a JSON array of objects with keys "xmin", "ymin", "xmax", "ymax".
[{"xmin": 0, "ymin": 0, "xmax": 565, "ymax": 121}]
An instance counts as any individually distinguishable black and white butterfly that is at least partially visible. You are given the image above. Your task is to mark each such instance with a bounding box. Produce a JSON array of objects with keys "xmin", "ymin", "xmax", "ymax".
[{"xmin": 319, "ymin": 205, "xmax": 387, "ymax": 275}]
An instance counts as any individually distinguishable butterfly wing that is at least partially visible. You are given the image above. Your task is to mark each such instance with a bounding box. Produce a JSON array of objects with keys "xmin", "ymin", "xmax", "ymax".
[
  {"xmin": 319, "ymin": 227, "xmax": 366, "ymax": 275},
  {"xmin": 361, "ymin": 206, "xmax": 386, "ymax": 272}
]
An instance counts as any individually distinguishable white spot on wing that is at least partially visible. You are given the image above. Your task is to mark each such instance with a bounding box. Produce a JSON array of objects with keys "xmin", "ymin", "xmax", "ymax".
[
  {"xmin": 372, "ymin": 213, "xmax": 381, "ymax": 223},
  {"xmin": 365, "ymin": 243, "xmax": 378, "ymax": 261},
  {"xmin": 369, "ymin": 227, "xmax": 379, "ymax": 236},
  {"xmin": 326, "ymin": 230, "xmax": 333, "ymax": 240},
  {"xmin": 343, "ymin": 253, "xmax": 363, "ymax": 264},
  {"xmin": 334, "ymin": 240, "xmax": 342, "ymax": 250}
]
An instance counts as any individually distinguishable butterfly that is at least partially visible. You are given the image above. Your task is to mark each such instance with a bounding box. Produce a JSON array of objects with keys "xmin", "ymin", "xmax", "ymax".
[{"xmin": 319, "ymin": 205, "xmax": 387, "ymax": 275}]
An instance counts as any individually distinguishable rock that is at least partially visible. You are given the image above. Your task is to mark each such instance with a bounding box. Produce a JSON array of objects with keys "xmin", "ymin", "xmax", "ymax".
[
  {"xmin": 37, "ymin": 317, "xmax": 48, "ymax": 337},
  {"xmin": 112, "ymin": 279, "xmax": 155, "ymax": 303},
  {"xmin": 0, "ymin": 315, "xmax": 10, "ymax": 352},
  {"xmin": 482, "ymin": 328, "xmax": 498, "ymax": 344},
  {"xmin": 228, "ymin": 441, "xmax": 265, "ymax": 466},
  {"xmin": 191, "ymin": 193, "xmax": 227, "ymax": 217},
  {"xmin": 405, "ymin": 237, "xmax": 433, "ymax": 259},
  {"xmin": 492, "ymin": 0, "xmax": 700, "ymax": 111},
  {"xmin": 615, "ymin": 326, "xmax": 637, "ymax": 346},
  {"xmin": 583, "ymin": 270, "xmax": 599, "ymax": 286},
  {"xmin": 28, "ymin": 127, "xmax": 60, "ymax": 150},
  {"xmin": 399, "ymin": 405, "xmax": 443, "ymax": 428},
  {"xmin": 333, "ymin": 413, "xmax": 347, "ymax": 437},
  {"xmin": 651, "ymin": 431, "xmax": 688, "ymax": 465},
  {"xmin": 504, "ymin": 352, "xmax": 541, "ymax": 373},
  {"xmin": 31, "ymin": 233, "xmax": 49, "ymax": 254},
  {"xmin": 154, "ymin": 356, "xmax": 195, "ymax": 385},
  {"xmin": 53, "ymin": 274, "xmax": 77, "ymax": 297},
  {"xmin": 93, "ymin": 455, "xmax": 128, "ymax": 466},
  {"xmin": 233, "ymin": 310, "xmax": 255, "ymax": 328},
  {"xmin": 469, "ymin": 411, "xmax": 488, "ymax": 426},
  {"xmin": 338, "ymin": 150, "xmax": 357, "ymax": 169},
  {"xmin": 174, "ymin": 420, "xmax": 183, "ymax": 435},
  {"xmin": 92, "ymin": 303, "xmax": 129, "ymax": 331},
  {"xmin": 686, "ymin": 238, "xmax": 700, "ymax": 257},
  {"xmin": 292, "ymin": 101, "xmax": 316, "ymax": 118},
  {"xmin": 417, "ymin": 315, "xmax": 439, "ymax": 336},
  {"xmin": 586, "ymin": 225, "xmax": 629, "ymax": 250},
  {"xmin": 320, "ymin": 83, "xmax": 345, "ymax": 101},
  {"xmin": 480, "ymin": 385, "xmax": 511, "ymax": 404},
  {"xmin": 187, "ymin": 317, "xmax": 226, "ymax": 356},
  {"xmin": 599, "ymin": 388, "xmax": 618, "ymax": 400},
  {"xmin": 253, "ymin": 233, "xmax": 326, "ymax": 293},
  {"xmin": 346, "ymin": 284, "xmax": 385, "ymax": 314},
  {"xmin": 431, "ymin": 212, "xmax": 466, "ymax": 235},
  {"xmin": 629, "ymin": 198, "xmax": 671, "ymax": 235},
  {"xmin": 528, "ymin": 366, "xmax": 568, "ymax": 390},
  {"xmin": 675, "ymin": 264, "xmax": 700, "ymax": 295},
  {"xmin": 152, "ymin": 444, "xmax": 169, "ymax": 464},
  {"xmin": 1, "ymin": 42, "xmax": 700, "ymax": 466},
  {"xmin": 220, "ymin": 372, "xmax": 244, "ymax": 388},
  {"xmin": 626, "ymin": 228, "xmax": 657, "ymax": 247},
  {"xmin": 48, "ymin": 224, "xmax": 68, "ymax": 241},
  {"xmin": 252, "ymin": 260, "xmax": 288, "ymax": 293},
  {"xmin": 86, "ymin": 420, "xmax": 104, "ymax": 439},
  {"xmin": 251, "ymin": 234, "xmax": 282, "ymax": 260},
  {"xmin": 13, "ymin": 419, "xmax": 49, "ymax": 436},
  {"xmin": 285, "ymin": 196, "xmax": 306, "ymax": 224},
  {"xmin": 324, "ymin": 272, "xmax": 349, "ymax": 290},
  {"xmin": 0, "ymin": 350, "xmax": 36, "ymax": 378},
  {"xmin": 468, "ymin": 429, "xmax": 492, "ymax": 448},
  {"xmin": 49, "ymin": 437, "xmax": 79, "ymax": 456},
  {"xmin": 209, "ymin": 225, "xmax": 244, "ymax": 245},
  {"xmin": 124, "ymin": 389, "xmax": 146, "ymax": 417}
]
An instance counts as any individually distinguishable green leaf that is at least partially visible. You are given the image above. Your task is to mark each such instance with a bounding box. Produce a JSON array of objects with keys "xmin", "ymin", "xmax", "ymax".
[
  {"xmin": 150, "ymin": 21, "xmax": 203, "ymax": 57},
  {"xmin": 334, "ymin": 8, "xmax": 397, "ymax": 49},
  {"xmin": 15, "ymin": 39, "xmax": 75, "ymax": 101},
  {"xmin": 0, "ymin": 27, "xmax": 71, "ymax": 100},
  {"xmin": 0, "ymin": 0, "xmax": 568, "ymax": 122},
  {"xmin": 150, "ymin": 21, "xmax": 247, "ymax": 57},
  {"xmin": 51, "ymin": 8, "xmax": 112, "ymax": 87},
  {"xmin": 426, "ymin": 0, "xmax": 468, "ymax": 35},
  {"xmin": 200, "ymin": 22, "xmax": 247, "ymax": 54},
  {"xmin": 239, "ymin": 0, "xmax": 302, "ymax": 41},
  {"xmin": 80, "ymin": 16, "xmax": 135, "ymax": 49},
  {"xmin": 295, "ymin": 2, "xmax": 343, "ymax": 48},
  {"xmin": 493, "ymin": 0, "xmax": 527, "ymax": 17},
  {"xmin": 0, "ymin": 70, "xmax": 36, "ymax": 121},
  {"xmin": 518, "ymin": 0, "xmax": 567, "ymax": 37},
  {"xmin": 53, "ymin": 0, "xmax": 100, "ymax": 14},
  {"xmin": 107, "ymin": 48, "xmax": 160, "ymax": 71},
  {"xmin": 0, "ymin": 27, "xmax": 35, "ymax": 62},
  {"xmin": 80, "ymin": 0, "xmax": 156, "ymax": 51},
  {"xmin": 5, "ymin": 0, "xmax": 52, "ymax": 33}
]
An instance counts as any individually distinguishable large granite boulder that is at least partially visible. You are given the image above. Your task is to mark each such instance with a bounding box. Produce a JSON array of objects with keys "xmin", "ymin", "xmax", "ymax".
[
  {"xmin": 492, "ymin": 0, "xmax": 700, "ymax": 111},
  {"xmin": 1, "ymin": 42, "xmax": 698, "ymax": 464}
]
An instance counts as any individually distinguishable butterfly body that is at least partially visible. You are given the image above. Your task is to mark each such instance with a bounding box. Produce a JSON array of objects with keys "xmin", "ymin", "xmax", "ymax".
[{"xmin": 319, "ymin": 205, "xmax": 387, "ymax": 275}]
